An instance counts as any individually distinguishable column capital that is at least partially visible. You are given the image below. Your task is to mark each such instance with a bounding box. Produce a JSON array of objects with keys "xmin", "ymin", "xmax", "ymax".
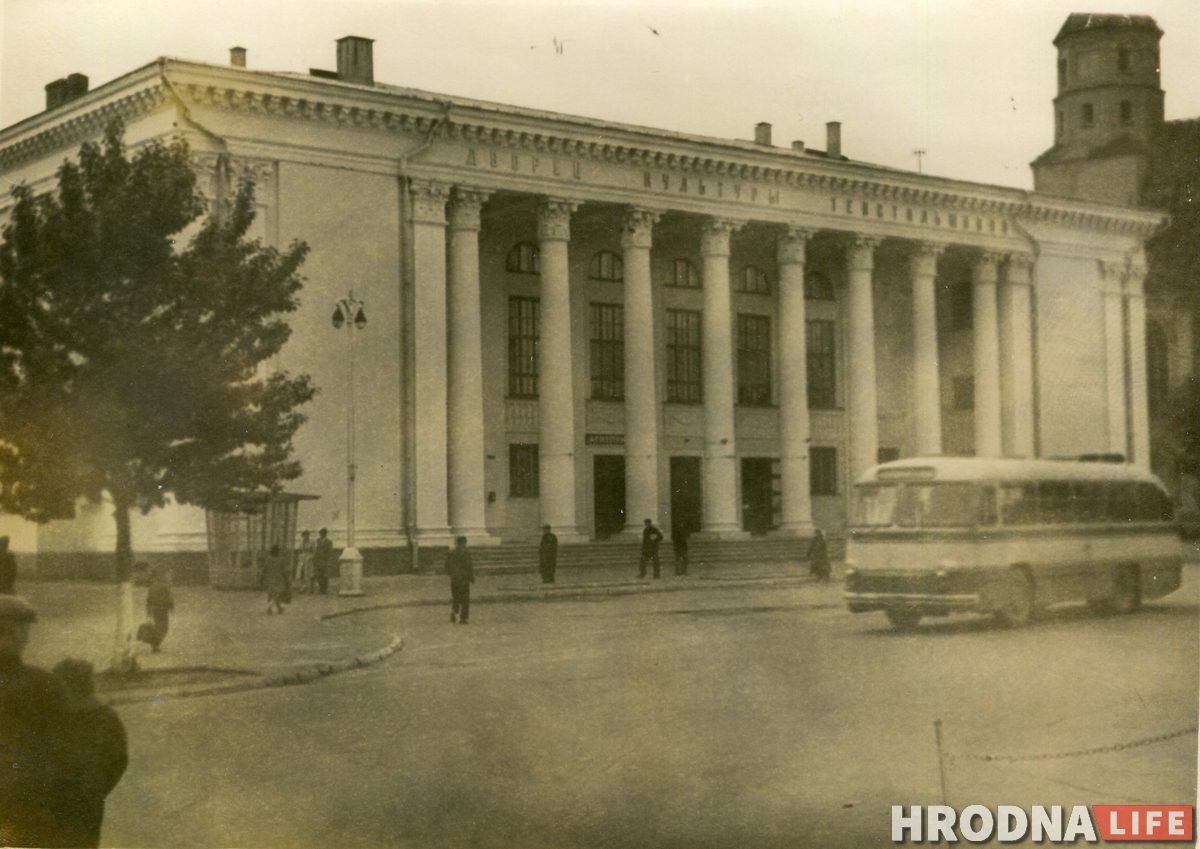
[
  {"xmin": 1005, "ymin": 252, "xmax": 1035, "ymax": 286},
  {"xmin": 1098, "ymin": 258, "xmax": 1126, "ymax": 295},
  {"xmin": 846, "ymin": 234, "xmax": 880, "ymax": 271},
  {"xmin": 972, "ymin": 250, "xmax": 1003, "ymax": 284},
  {"xmin": 776, "ymin": 227, "xmax": 813, "ymax": 265},
  {"xmin": 410, "ymin": 179, "xmax": 450, "ymax": 225},
  {"xmin": 448, "ymin": 186, "xmax": 491, "ymax": 231},
  {"xmin": 620, "ymin": 207, "xmax": 662, "ymax": 250},
  {"xmin": 909, "ymin": 240, "xmax": 946, "ymax": 276},
  {"xmin": 537, "ymin": 198, "xmax": 578, "ymax": 242},
  {"xmin": 1126, "ymin": 260, "xmax": 1148, "ymax": 296},
  {"xmin": 700, "ymin": 218, "xmax": 744, "ymax": 257}
]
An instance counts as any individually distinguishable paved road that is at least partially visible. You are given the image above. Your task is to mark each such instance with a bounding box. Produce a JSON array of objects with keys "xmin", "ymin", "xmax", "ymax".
[{"xmin": 103, "ymin": 576, "xmax": 1198, "ymax": 849}]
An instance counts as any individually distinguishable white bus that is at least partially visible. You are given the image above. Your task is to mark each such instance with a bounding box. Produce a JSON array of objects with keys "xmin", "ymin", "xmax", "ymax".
[{"xmin": 843, "ymin": 457, "xmax": 1183, "ymax": 629}]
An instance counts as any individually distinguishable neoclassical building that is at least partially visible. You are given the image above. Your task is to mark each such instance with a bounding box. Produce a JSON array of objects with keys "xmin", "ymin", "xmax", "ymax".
[{"xmin": 0, "ymin": 36, "xmax": 1164, "ymax": 572}]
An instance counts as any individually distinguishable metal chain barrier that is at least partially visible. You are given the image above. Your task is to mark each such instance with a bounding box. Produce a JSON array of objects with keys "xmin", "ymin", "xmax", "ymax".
[{"xmin": 949, "ymin": 725, "xmax": 1198, "ymax": 764}]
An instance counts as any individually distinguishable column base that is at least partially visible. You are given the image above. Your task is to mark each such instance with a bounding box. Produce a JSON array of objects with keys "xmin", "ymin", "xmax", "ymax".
[
  {"xmin": 450, "ymin": 528, "xmax": 502, "ymax": 546},
  {"xmin": 693, "ymin": 527, "xmax": 752, "ymax": 542},
  {"xmin": 414, "ymin": 529, "xmax": 455, "ymax": 548},
  {"xmin": 775, "ymin": 522, "xmax": 816, "ymax": 537},
  {"xmin": 549, "ymin": 528, "xmax": 590, "ymax": 545}
]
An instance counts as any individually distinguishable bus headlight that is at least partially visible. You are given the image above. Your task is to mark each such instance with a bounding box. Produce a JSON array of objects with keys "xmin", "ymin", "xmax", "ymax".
[{"xmin": 844, "ymin": 567, "xmax": 857, "ymax": 578}]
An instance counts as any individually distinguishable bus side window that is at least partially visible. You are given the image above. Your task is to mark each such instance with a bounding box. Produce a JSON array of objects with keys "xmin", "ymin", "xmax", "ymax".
[
  {"xmin": 979, "ymin": 487, "xmax": 998, "ymax": 525},
  {"xmin": 1039, "ymin": 481, "xmax": 1073, "ymax": 523},
  {"xmin": 1073, "ymin": 481, "xmax": 1106, "ymax": 523},
  {"xmin": 1133, "ymin": 482, "xmax": 1172, "ymax": 521},
  {"xmin": 999, "ymin": 483, "xmax": 1038, "ymax": 525},
  {"xmin": 1110, "ymin": 482, "xmax": 1137, "ymax": 522}
]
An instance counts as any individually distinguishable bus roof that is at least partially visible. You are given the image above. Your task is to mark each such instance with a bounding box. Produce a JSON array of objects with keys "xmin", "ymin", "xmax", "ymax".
[{"xmin": 855, "ymin": 456, "xmax": 1168, "ymax": 487}]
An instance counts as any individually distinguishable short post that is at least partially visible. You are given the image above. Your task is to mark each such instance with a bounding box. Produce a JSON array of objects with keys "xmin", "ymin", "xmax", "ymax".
[{"xmin": 933, "ymin": 718, "xmax": 949, "ymax": 805}]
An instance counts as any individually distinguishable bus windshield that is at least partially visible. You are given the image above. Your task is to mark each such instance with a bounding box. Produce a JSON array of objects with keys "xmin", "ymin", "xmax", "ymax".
[{"xmin": 854, "ymin": 482, "xmax": 989, "ymax": 528}]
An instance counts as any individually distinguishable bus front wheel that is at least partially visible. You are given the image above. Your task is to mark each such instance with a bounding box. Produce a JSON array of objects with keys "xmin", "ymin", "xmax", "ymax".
[
  {"xmin": 1111, "ymin": 565, "xmax": 1142, "ymax": 614},
  {"xmin": 993, "ymin": 572, "xmax": 1034, "ymax": 628},
  {"xmin": 885, "ymin": 608, "xmax": 922, "ymax": 630}
]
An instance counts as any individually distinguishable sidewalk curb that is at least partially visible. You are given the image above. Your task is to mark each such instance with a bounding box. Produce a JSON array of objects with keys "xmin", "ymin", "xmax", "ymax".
[
  {"xmin": 320, "ymin": 573, "xmax": 822, "ymax": 621},
  {"xmin": 106, "ymin": 635, "xmax": 404, "ymax": 706}
]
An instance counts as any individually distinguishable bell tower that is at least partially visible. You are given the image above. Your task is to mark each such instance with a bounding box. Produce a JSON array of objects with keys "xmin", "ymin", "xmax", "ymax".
[{"xmin": 1032, "ymin": 13, "xmax": 1164, "ymax": 206}]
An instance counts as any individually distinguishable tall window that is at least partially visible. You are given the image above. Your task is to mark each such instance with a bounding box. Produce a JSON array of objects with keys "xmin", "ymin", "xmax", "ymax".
[
  {"xmin": 805, "ymin": 270, "xmax": 834, "ymax": 300},
  {"xmin": 806, "ymin": 319, "xmax": 836, "ymax": 409},
  {"xmin": 738, "ymin": 265, "xmax": 771, "ymax": 295},
  {"xmin": 666, "ymin": 309, "xmax": 703, "ymax": 403},
  {"xmin": 509, "ymin": 444, "xmax": 539, "ymax": 497},
  {"xmin": 737, "ymin": 314, "xmax": 772, "ymax": 406},
  {"xmin": 506, "ymin": 242, "xmax": 540, "ymax": 274},
  {"xmin": 1082, "ymin": 102, "xmax": 1095, "ymax": 129},
  {"xmin": 590, "ymin": 250, "xmax": 623, "ymax": 281},
  {"xmin": 810, "ymin": 447, "xmax": 838, "ymax": 496},
  {"xmin": 1118, "ymin": 48, "xmax": 1130, "ymax": 72},
  {"xmin": 1120, "ymin": 100, "xmax": 1133, "ymax": 125},
  {"xmin": 670, "ymin": 258, "xmax": 700, "ymax": 288},
  {"xmin": 508, "ymin": 297, "xmax": 540, "ymax": 397},
  {"xmin": 1148, "ymin": 321, "xmax": 1169, "ymax": 416},
  {"xmin": 590, "ymin": 303, "xmax": 624, "ymax": 400},
  {"xmin": 953, "ymin": 376, "xmax": 975, "ymax": 411},
  {"xmin": 950, "ymin": 279, "xmax": 973, "ymax": 330}
]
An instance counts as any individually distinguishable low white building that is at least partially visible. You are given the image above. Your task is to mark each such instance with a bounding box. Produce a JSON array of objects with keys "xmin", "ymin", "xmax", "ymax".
[{"xmin": 0, "ymin": 37, "xmax": 1163, "ymax": 577}]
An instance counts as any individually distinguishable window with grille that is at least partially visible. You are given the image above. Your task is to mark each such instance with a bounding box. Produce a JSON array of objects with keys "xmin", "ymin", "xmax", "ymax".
[
  {"xmin": 1120, "ymin": 100, "xmax": 1133, "ymax": 125},
  {"xmin": 804, "ymin": 270, "xmax": 834, "ymax": 300},
  {"xmin": 666, "ymin": 309, "xmax": 702, "ymax": 403},
  {"xmin": 590, "ymin": 250, "xmax": 623, "ymax": 281},
  {"xmin": 738, "ymin": 265, "xmax": 771, "ymax": 295},
  {"xmin": 737, "ymin": 314, "xmax": 772, "ymax": 406},
  {"xmin": 509, "ymin": 444, "xmax": 539, "ymax": 497},
  {"xmin": 810, "ymin": 447, "xmax": 838, "ymax": 496},
  {"xmin": 590, "ymin": 303, "xmax": 624, "ymax": 400},
  {"xmin": 806, "ymin": 319, "xmax": 836, "ymax": 409},
  {"xmin": 670, "ymin": 258, "xmax": 700, "ymax": 288},
  {"xmin": 508, "ymin": 297, "xmax": 539, "ymax": 398},
  {"xmin": 506, "ymin": 242, "xmax": 540, "ymax": 274},
  {"xmin": 1082, "ymin": 103, "xmax": 1095, "ymax": 129},
  {"xmin": 950, "ymin": 279, "xmax": 973, "ymax": 330},
  {"xmin": 953, "ymin": 376, "xmax": 974, "ymax": 411}
]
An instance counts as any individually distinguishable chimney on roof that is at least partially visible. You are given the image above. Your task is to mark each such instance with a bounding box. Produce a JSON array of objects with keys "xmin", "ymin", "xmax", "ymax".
[
  {"xmin": 230, "ymin": 47, "xmax": 247, "ymax": 68},
  {"xmin": 45, "ymin": 74, "xmax": 88, "ymax": 111},
  {"xmin": 755, "ymin": 122, "xmax": 772, "ymax": 146},
  {"xmin": 791, "ymin": 140, "xmax": 806, "ymax": 153},
  {"xmin": 826, "ymin": 121, "xmax": 842, "ymax": 158},
  {"xmin": 336, "ymin": 36, "xmax": 374, "ymax": 85}
]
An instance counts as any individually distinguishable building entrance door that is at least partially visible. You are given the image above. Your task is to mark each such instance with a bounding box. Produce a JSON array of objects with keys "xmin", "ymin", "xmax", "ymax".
[
  {"xmin": 741, "ymin": 457, "xmax": 776, "ymax": 535},
  {"xmin": 670, "ymin": 456, "xmax": 702, "ymax": 535},
  {"xmin": 593, "ymin": 455, "xmax": 626, "ymax": 539}
]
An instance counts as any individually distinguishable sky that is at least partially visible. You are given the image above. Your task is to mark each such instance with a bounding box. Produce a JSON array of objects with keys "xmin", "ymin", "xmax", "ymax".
[{"xmin": 0, "ymin": 0, "xmax": 1198, "ymax": 190}]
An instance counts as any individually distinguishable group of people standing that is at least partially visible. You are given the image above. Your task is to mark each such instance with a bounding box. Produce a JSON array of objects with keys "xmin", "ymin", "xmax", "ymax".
[
  {"xmin": 261, "ymin": 528, "xmax": 336, "ymax": 614},
  {"xmin": 0, "ymin": 596, "xmax": 128, "ymax": 848}
]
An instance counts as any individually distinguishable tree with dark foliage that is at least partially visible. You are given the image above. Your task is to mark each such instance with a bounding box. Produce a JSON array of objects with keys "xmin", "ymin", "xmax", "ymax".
[{"xmin": 0, "ymin": 122, "xmax": 314, "ymax": 671}]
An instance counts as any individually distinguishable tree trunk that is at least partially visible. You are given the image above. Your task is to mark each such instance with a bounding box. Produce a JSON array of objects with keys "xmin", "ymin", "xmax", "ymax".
[{"xmin": 111, "ymin": 494, "xmax": 137, "ymax": 674}]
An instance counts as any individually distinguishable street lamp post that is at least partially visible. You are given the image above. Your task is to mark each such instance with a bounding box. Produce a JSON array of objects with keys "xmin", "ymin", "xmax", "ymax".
[{"xmin": 332, "ymin": 293, "xmax": 367, "ymax": 596}]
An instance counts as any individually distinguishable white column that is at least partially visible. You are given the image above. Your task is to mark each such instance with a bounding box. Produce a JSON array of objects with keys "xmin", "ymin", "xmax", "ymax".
[
  {"xmin": 537, "ymin": 199, "xmax": 582, "ymax": 537},
  {"xmin": 972, "ymin": 252, "xmax": 1003, "ymax": 457},
  {"xmin": 701, "ymin": 218, "xmax": 742, "ymax": 535},
  {"xmin": 910, "ymin": 242, "xmax": 944, "ymax": 456},
  {"xmin": 777, "ymin": 227, "xmax": 813, "ymax": 534},
  {"xmin": 447, "ymin": 187, "xmax": 491, "ymax": 541},
  {"xmin": 410, "ymin": 179, "xmax": 452, "ymax": 542},
  {"xmin": 846, "ymin": 236, "xmax": 881, "ymax": 482},
  {"xmin": 622, "ymin": 208, "xmax": 662, "ymax": 528},
  {"xmin": 1126, "ymin": 260, "xmax": 1151, "ymax": 468},
  {"xmin": 1100, "ymin": 260, "xmax": 1129, "ymax": 458},
  {"xmin": 1000, "ymin": 254, "xmax": 1036, "ymax": 458}
]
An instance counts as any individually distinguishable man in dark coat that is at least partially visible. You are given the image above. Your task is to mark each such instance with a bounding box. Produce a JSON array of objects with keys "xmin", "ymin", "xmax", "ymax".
[
  {"xmin": 807, "ymin": 529, "xmax": 831, "ymax": 582},
  {"xmin": 0, "ymin": 596, "xmax": 69, "ymax": 848},
  {"xmin": 445, "ymin": 536, "xmax": 475, "ymax": 624},
  {"xmin": 538, "ymin": 525, "xmax": 558, "ymax": 584},
  {"xmin": 0, "ymin": 535, "xmax": 17, "ymax": 594},
  {"xmin": 313, "ymin": 528, "xmax": 334, "ymax": 594},
  {"xmin": 638, "ymin": 518, "xmax": 664, "ymax": 579},
  {"xmin": 51, "ymin": 659, "xmax": 129, "ymax": 849}
]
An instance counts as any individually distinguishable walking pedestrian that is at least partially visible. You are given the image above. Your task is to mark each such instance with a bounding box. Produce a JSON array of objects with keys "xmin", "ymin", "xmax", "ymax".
[
  {"xmin": 807, "ymin": 528, "xmax": 831, "ymax": 582},
  {"xmin": 638, "ymin": 518, "xmax": 664, "ymax": 579},
  {"xmin": 538, "ymin": 525, "xmax": 558, "ymax": 584},
  {"xmin": 294, "ymin": 530, "xmax": 314, "ymax": 593},
  {"xmin": 0, "ymin": 536, "xmax": 17, "ymax": 594},
  {"xmin": 672, "ymin": 524, "xmax": 691, "ymax": 576},
  {"xmin": 143, "ymin": 565, "xmax": 174, "ymax": 652},
  {"xmin": 0, "ymin": 596, "xmax": 68, "ymax": 848},
  {"xmin": 445, "ymin": 536, "xmax": 474, "ymax": 624},
  {"xmin": 263, "ymin": 544, "xmax": 291, "ymax": 614},
  {"xmin": 50, "ymin": 659, "xmax": 129, "ymax": 849},
  {"xmin": 313, "ymin": 528, "xmax": 333, "ymax": 595}
]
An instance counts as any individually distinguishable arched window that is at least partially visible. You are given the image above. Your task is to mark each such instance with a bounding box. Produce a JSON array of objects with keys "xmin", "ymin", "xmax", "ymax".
[
  {"xmin": 738, "ymin": 265, "xmax": 771, "ymax": 295},
  {"xmin": 1147, "ymin": 320, "xmax": 1169, "ymax": 416},
  {"xmin": 669, "ymin": 258, "xmax": 700, "ymax": 288},
  {"xmin": 506, "ymin": 242, "xmax": 540, "ymax": 275},
  {"xmin": 804, "ymin": 270, "xmax": 834, "ymax": 300},
  {"xmin": 589, "ymin": 250, "xmax": 623, "ymax": 281}
]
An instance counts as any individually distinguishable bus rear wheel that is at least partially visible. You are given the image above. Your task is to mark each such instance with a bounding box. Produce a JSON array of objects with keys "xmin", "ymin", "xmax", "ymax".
[
  {"xmin": 1111, "ymin": 565, "xmax": 1142, "ymax": 614},
  {"xmin": 993, "ymin": 572, "xmax": 1034, "ymax": 628},
  {"xmin": 885, "ymin": 608, "xmax": 922, "ymax": 630}
]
